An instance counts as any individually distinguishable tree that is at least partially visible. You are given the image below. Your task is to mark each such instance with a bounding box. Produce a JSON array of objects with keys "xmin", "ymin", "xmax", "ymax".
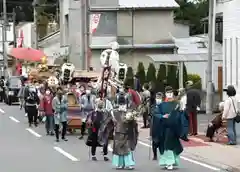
[
  {"xmin": 146, "ymin": 63, "xmax": 156, "ymax": 84},
  {"xmin": 183, "ymin": 63, "xmax": 188, "ymax": 87},
  {"xmin": 187, "ymin": 73, "xmax": 202, "ymax": 90},
  {"xmin": 156, "ymin": 64, "xmax": 167, "ymax": 92},
  {"xmin": 124, "ymin": 66, "xmax": 134, "ymax": 88},
  {"xmin": 136, "ymin": 62, "xmax": 146, "ymax": 86},
  {"xmin": 175, "ymin": 0, "xmax": 209, "ymax": 35},
  {"xmin": 167, "ymin": 64, "xmax": 178, "ymax": 89}
]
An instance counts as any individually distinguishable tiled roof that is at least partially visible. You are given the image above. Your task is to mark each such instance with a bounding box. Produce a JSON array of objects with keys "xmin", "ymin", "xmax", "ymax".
[{"xmin": 119, "ymin": 0, "xmax": 179, "ymax": 8}]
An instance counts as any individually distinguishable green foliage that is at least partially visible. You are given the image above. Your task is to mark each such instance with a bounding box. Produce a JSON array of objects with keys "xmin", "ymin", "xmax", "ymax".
[
  {"xmin": 156, "ymin": 64, "xmax": 167, "ymax": 92},
  {"xmin": 136, "ymin": 62, "xmax": 146, "ymax": 86},
  {"xmin": 125, "ymin": 66, "xmax": 134, "ymax": 88},
  {"xmin": 175, "ymin": 0, "xmax": 209, "ymax": 35},
  {"xmin": 167, "ymin": 64, "xmax": 178, "ymax": 89},
  {"xmin": 187, "ymin": 73, "xmax": 202, "ymax": 90},
  {"xmin": 146, "ymin": 63, "xmax": 156, "ymax": 84}
]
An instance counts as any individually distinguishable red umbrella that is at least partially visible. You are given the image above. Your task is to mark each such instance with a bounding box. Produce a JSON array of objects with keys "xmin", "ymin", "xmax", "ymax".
[{"xmin": 10, "ymin": 47, "xmax": 45, "ymax": 62}]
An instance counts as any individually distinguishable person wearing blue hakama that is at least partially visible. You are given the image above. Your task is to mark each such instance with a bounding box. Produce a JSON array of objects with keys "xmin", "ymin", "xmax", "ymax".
[{"xmin": 152, "ymin": 86, "xmax": 183, "ymax": 170}]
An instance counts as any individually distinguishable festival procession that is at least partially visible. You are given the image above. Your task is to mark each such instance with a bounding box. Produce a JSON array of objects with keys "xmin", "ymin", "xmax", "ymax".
[{"xmin": 0, "ymin": 41, "xmax": 239, "ymax": 172}]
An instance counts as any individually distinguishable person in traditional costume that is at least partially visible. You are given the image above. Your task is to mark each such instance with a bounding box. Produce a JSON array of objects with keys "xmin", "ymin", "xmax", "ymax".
[
  {"xmin": 178, "ymin": 88, "xmax": 189, "ymax": 141},
  {"xmin": 112, "ymin": 88, "xmax": 138, "ymax": 169},
  {"xmin": 152, "ymin": 86, "xmax": 183, "ymax": 170},
  {"xmin": 150, "ymin": 92, "xmax": 163, "ymax": 160},
  {"xmin": 79, "ymin": 89, "xmax": 96, "ymax": 139},
  {"xmin": 86, "ymin": 100, "xmax": 112, "ymax": 161}
]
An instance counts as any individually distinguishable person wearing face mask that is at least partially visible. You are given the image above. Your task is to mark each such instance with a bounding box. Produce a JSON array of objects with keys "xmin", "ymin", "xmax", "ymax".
[
  {"xmin": 79, "ymin": 88, "xmax": 96, "ymax": 139},
  {"xmin": 24, "ymin": 83, "xmax": 40, "ymax": 127},
  {"xmin": 86, "ymin": 100, "xmax": 111, "ymax": 161},
  {"xmin": 164, "ymin": 86, "xmax": 174, "ymax": 102},
  {"xmin": 40, "ymin": 88, "xmax": 54, "ymax": 135},
  {"xmin": 150, "ymin": 92, "xmax": 163, "ymax": 160},
  {"xmin": 52, "ymin": 87, "xmax": 68, "ymax": 142},
  {"xmin": 151, "ymin": 86, "xmax": 183, "ymax": 170}
]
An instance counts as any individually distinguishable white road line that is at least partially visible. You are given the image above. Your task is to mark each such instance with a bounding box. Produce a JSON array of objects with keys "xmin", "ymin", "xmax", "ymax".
[
  {"xmin": 137, "ymin": 141, "xmax": 220, "ymax": 171},
  {"xmin": 53, "ymin": 146, "xmax": 79, "ymax": 161},
  {"xmin": 0, "ymin": 108, "xmax": 5, "ymax": 113},
  {"xmin": 26, "ymin": 128, "xmax": 42, "ymax": 138},
  {"xmin": 9, "ymin": 116, "xmax": 20, "ymax": 123}
]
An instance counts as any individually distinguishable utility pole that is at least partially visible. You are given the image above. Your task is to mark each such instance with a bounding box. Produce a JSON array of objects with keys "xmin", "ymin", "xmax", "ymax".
[
  {"xmin": 206, "ymin": 0, "xmax": 214, "ymax": 119},
  {"xmin": 34, "ymin": 7, "xmax": 38, "ymax": 49},
  {"xmin": 84, "ymin": 0, "xmax": 90, "ymax": 70},
  {"xmin": 2, "ymin": 0, "xmax": 8, "ymax": 78},
  {"xmin": 12, "ymin": 9, "xmax": 16, "ymax": 48}
]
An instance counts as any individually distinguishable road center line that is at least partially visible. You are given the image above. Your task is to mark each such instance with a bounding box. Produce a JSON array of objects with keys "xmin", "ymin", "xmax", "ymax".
[
  {"xmin": 26, "ymin": 128, "xmax": 42, "ymax": 138},
  {"xmin": 9, "ymin": 116, "xmax": 20, "ymax": 123},
  {"xmin": 0, "ymin": 108, "xmax": 5, "ymax": 114},
  {"xmin": 137, "ymin": 141, "xmax": 220, "ymax": 171},
  {"xmin": 53, "ymin": 146, "xmax": 79, "ymax": 161}
]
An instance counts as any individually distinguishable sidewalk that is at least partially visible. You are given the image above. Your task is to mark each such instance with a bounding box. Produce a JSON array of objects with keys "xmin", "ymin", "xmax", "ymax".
[{"xmin": 138, "ymin": 127, "xmax": 240, "ymax": 172}]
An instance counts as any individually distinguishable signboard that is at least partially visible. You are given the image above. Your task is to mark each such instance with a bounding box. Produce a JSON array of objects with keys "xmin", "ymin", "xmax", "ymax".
[{"xmin": 90, "ymin": 14, "xmax": 101, "ymax": 34}]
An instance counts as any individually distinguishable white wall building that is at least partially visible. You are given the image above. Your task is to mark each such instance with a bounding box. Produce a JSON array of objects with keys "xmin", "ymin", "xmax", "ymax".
[
  {"xmin": 0, "ymin": 22, "xmax": 14, "ymax": 59},
  {"xmin": 219, "ymin": 0, "xmax": 240, "ymax": 100}
]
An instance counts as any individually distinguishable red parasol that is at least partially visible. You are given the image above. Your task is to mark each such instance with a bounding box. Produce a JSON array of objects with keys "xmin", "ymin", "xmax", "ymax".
[{"xmin": 10, "ymin": 47, "xmax": 45, "ymax": 62}]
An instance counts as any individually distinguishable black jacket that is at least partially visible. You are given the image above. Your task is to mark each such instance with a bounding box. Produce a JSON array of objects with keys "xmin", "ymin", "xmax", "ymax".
[{"xmin": 186, "ymin": 88, "xmax": 201, "ymax": 112}]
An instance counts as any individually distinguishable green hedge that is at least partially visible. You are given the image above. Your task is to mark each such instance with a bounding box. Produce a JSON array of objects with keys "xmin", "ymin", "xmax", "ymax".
[{"xmin": 187, "ymin": 74, "xmax": 202, "ymax": 90}]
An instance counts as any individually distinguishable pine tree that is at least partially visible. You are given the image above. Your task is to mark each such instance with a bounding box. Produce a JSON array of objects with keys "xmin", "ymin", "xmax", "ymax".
[
  {"xmin": 167, "ymin": 64, "xmax": 178, "ymax": 89},
  {"xmin": 183, "ymin": 63, "xmax": 188, "ymax": 87},
  {"xmin": 136, "ymin": 62, "xmax": 146, "ymax": 86},
  {"xmin": 124, "ymin": 66, "xmax": 134, "ymax": 88},
  {"xmin": 156, "ymin": 64, "xmax": 167, "ymax": 92},
  {"xmin": 146, "ymin": 63, "xmax": 156, "ymax": 84}
]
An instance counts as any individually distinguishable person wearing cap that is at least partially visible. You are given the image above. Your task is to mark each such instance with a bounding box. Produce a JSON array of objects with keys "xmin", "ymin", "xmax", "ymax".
[
  {"xmin": 222, "ymin": 85, "xmax": 237, "ymax": 145},
  {"xmin": 185, "ymin": 81, "xmax": 201, "ymax": 136}
]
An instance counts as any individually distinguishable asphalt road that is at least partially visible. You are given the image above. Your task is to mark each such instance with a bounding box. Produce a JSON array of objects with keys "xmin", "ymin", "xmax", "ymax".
[{"xmin": 0, "ymin": 103, "xmax": 220, "ymax": 172}]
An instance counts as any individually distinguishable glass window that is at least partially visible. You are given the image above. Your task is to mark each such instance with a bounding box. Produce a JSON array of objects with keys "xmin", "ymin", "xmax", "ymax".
[
  {"xmin": 92, "ymin": 12, "xmax": 117, "ymax": 36},
  {"xmin": 8, "ymin": 77, "xmax": 21, "ymax": 88}
]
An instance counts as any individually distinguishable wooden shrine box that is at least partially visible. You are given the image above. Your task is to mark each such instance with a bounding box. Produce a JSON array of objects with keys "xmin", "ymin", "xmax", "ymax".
[{"xmin": 66, "ymin": 92, "xmax": 82, "ymax": 130}]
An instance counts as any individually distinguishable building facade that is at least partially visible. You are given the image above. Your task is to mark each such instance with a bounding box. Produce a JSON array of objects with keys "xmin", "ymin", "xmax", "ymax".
[
  {"xmin": 54, "ymin": 0, "xmax": 180, "ymax": 70},
  {"xmin": 218, "ymin": 0, "xmax": 240, "ymax": 100}
]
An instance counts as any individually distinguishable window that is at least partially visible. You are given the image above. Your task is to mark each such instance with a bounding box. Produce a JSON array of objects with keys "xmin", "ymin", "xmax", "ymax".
[
  {"xmin": 8, "ymin": 77, "xmax": 21, "ymax": 88},
  {"xmin": 92, "ymin": 12, "xmax": 117, "ymax": 36}
]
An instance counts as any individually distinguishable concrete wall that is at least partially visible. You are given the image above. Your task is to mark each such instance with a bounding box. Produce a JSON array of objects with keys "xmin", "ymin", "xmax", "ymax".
[
  {"xmin": 117, "ymin": 10, "xmax": 174, "ymax": 44},
  {"xmin": 173, "ymin": 23, "xmax": 190, "ymax": 38}
]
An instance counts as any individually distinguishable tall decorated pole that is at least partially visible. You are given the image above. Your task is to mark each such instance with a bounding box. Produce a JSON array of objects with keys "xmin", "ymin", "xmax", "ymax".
[{"xmin": 99, "ymin": 42, "xmax": 120, "ymax": 99}]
